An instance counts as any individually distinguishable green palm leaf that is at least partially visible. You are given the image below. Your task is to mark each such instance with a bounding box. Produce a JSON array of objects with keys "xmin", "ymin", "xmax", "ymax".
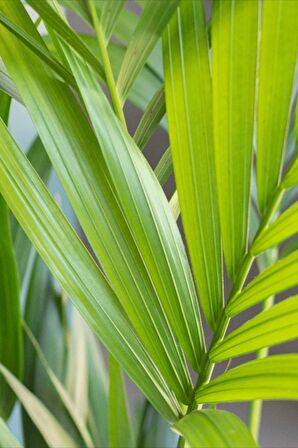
[
  {"xmin": 163, "ymin": 0, "xmax": 223, "ymax": 327},
  {"xmin": 0, "ymin": 417, "xmax": 22, "ymax": 448},
  {"xmin": 257, "ymin": 0, "xmax": 298, "ymax": 215},
  {"xmin": 0, "ymin": 118, "xmax": 180, "ymax": 422},
  {"xmin": 252, "ymin": 202, "xmax": 298, "ymax": 254},
  {"xmin": 108, "ymin": 356, "xmax": 133, "ymax": 448},
  {"xmin": 211, "ymin": 296, "xmax": 298, "ymax": 362},
  {"xmin": 212, "ymin": 0, "xmax": 259, "ymax": 281},
  {"xmin": 0, "ymin": 92, "xmax": 22, "ymax": 419},
  {"xmin": 63, "ymin": 41, "xmax": 205, "ymax": 378},
  {"xmin": 0, "ymin": 364, "xmax": 76, "ymax": 448},
  {"xmin": 0, "ymin": 1, "xmax": 197, "ymax": 400},
  {"xmin": 26, "ymin": 0, "xmax": 104, "ymax": 78},
  {"xmin": 173, "ymin": 410, "xmax": 257, "ymax": 448},
  {"xmin": 196, "ymin": 355, "xmax": 298, "ymax": 404},
  {"xmin": 226, "ymin": 251, "xmax": 298, "ymax": 316},
  {"xmin": 0, "ymin": 11, "xmax": 76, "ymax": 87},
  {"xmin": 117, "ymin": 0, "xmax": 179, "ymax": 99}
]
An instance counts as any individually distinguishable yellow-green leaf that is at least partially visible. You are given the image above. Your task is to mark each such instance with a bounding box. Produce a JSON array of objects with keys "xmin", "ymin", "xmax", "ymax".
[
  {"xmin": 212, "ymin": 0, "xmax": 259, "ymax": 281},
  {"xmin": 252, "ymin": 202, "xmax": 298, "ymax": 255},
  {"xmin": 173, "ymin": 410, "xmax": 257, "ymax": 448},
  {"xmin": 226, "ymin": 251, "xmax": 298, "ymax": 316},
  {"xmin": 163, "ymin": 0, "xmax": 223, "ymax": 327},
  {"xmin": 0, "ymin": 364, "xmax": 76, "ymax": 448},
  {"xmin": 196, "ymin": 355, "xmax": 298, "ymax": 404},
  {"xmin": 211, "ymin": 296, "xmax": 298, "ymax": 362},
  {"xmin": 0, "ymin": 417, "xmax": 22, "ymax": 448},
  {"xmin": 0, "ymin": 118, "xmax": 181, "ymax": 422},
  {"xmin": 257, "ymin": 0, "xmax": 298, "ymax": 215},
  {"xmin": 117, "ymin": 0, "xmax": 179, "ymax": 98}
]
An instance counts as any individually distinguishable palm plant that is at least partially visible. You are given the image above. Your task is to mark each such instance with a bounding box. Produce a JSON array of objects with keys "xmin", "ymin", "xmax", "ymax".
[{"xmin": 0, "ymin": 0, "xmax": 297, "ymax": 446}]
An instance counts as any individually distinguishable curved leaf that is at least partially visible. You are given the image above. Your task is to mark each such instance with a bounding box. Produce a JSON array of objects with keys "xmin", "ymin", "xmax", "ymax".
[
  {"xmin": 117, "ymin": 0, "xmax": 179, "ymax": 98},
  {"xmin": 0, "ymin": 1, "xmax": 193, "ymax": 401},
  {"xmin": 211, "ymin": 296, "xmax": 298, "ymax": 362},
  {"xmin": 0, "ymin": 118, "xmax": 181, "ymax": 422},
  {"xmin": 26, "ymin": 0, "xmax": 104, "ymax": 78},
  {"xmin": 134, "ymin": 86, "xmax": 166, "ymax": 150},
  {"xmin": 0, "ymin": 93, "xmax": 22, "ymax": 419},
  {"xmin": 173, "ymin": 410, "xmax": 257, "ymax": 448},
  {"xmin": 212, "ymin": 0, "xmax": 259, "ymax": 281},
  {"xmin": 226, "ymin": 251, "xmax": 298, "ymax": 316},
  {"xmin": 252, "ymin": 202, "xmax": 298, "ymax": 255},
  {"xmin": 0, "ymin": 11, "xmax": 75, "ymax": 87},
  {"xmin": 0, "ymin": 417, "xmax": 22, "ymax": 448},
  {"xmin": 0, "ymin": 364, "xmax": 76, "ymax": 448},
  {"xmin": 63, "ymin": 41, "xmax": 205, "ymax": 377},
  {"xmin": 164, "ymin": 0, "xmax": 223, "ymax": 327},
  {"xmin": 257, "ymin": 0, "xmax": 298, "ymax": 214},
  {"xmin": 108, "ymin": 356, "xmax": 133, "ymax": 448},
  {"xmin": 24, "ymin": 322, "xmax": 93, "ymax": 448},
  {"xmin": 196, "ymin": 355, "xmax": 298, "ymax": 404}
]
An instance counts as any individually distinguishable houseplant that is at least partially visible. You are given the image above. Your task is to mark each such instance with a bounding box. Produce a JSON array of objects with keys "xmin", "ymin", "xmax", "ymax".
[{"xmin": 0, "ymin": 0, "xmax": 297, "ymax": 446}]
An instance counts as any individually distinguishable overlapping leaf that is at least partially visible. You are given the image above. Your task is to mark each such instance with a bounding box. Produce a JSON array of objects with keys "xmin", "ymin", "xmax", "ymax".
[
  {"xmin": 24, "ymin": 322, "xmax": 93, "ymax": 448},
  {"xmin": 163, "ymin": 0, "xmax": 223, "ymax": 327},
  {"xmin": 0, "ymin": 117, "xmax": 181, "ymax": 422},
  {"xmin": 212, "ymin": 0, "xmax": 259, "ymax": 281},
  {"xmin": 226, "ymin": 251, "xmax": 298, "ymax": 316},
  {"xmin": 257, "ymin": 0, "xmax": 298, "ymax": 214},
  {"xmin": 173, "ymin": 410, "xmax": 257, "ymax": 448},
  {"xmin": 0, "ymin": 11, "xmax": 75, "ymax": 87},
  {"xmin": 63, "ymin": 37, "xmax": 204, "ymax": 376},
  {"xmin": 0, "ymin": 92, "xmax": 22, "ymax": 419},
  {"xmin": 26, "ymin": 0, "xmax": 104, "ymax": 78},
  {"xmin": 252, "ymin": 202, "xmax": 298, "ymax": 254},
  {"xmin": 196, "ymin": 355, "xmax": 298, "ymax": 404},
  {"xmin": 117, "ymin": 0, "xmax": 179, "ymax": 98},
  {"xmin": 0, "ymin": 0, "xmax": 194, "ymax": 402},
  {"xmin": 211, "ymin": 296, "xmax": 298, "ymax": 362},
  {"xmin": 108, "ymin": 356, "xmax": 133, "ymax": 448},
  {"xmin": 0, "ymin": 364, "xmax": 76, "ymax": 448},
  {"xmin": 134, "ymin": 85, "xmax": 166, "ymax": 150},
  {"xmin": 0, "ymin": 417, "xmax": 22, "ymax": 448}
]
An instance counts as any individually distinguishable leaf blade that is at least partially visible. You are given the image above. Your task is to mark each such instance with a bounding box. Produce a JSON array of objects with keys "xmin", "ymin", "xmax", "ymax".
[
  {"xmin": 0, "ymin": 0, "xmax": 193, "ymax": 401},
  {"xmin": 226, "ymin": 251, "xmax": 298, "ymax": 316},
  {"xmin": 257, "ymin": 0, "xmax": 298, "ymax": 214},
  {"xmin": 163, "ymin": 0, "xmax": 223, "ymax": 327},
  {"xmin": 108, "ymin": 356, "xmax": 133, "ymax": 448},
  {"xmin": 211, "ymin": 296, "xmax": 298, "ymax": 362},
  {"xmin": 117, "ymin": 0, "xmax": 179, "ymax": 98},
  {"xmin": 63, "ymin": 42, "xmax": 205, "ymax": 377},
  {"xmin": 196, "ymin": 355, "xmax": 298, "ymax": 404},
  {"xmin": 0, "ymin": 364, "xmax": 76, "ymax": 448},
  {"xmin": 212, "ymin": 0, "xmax": 259, "ymax": 280},
  {"xmin": 173, "ymin": 410, "xmax": 257, "ymax": 448},
  {"xmin": 0, "ymin": 118, "xmax": 181, "ymax": 422},
  {"xmin": 252, "ymin": 202, "xmax": 298, "ymax": 255},
  {"xmin": 0, "ymin": 92, "xmax": 22, "ymax": 420},
  {"xmin": 0, "ymin": 417, "xmax": 22, "ymax": 448}
]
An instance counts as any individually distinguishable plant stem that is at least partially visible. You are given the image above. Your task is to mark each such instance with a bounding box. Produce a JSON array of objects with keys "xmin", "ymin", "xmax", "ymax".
[
  {"xmin": 88, "ymin": 0, "xmax": 126, "ymax": 127},
  {"xmin": 247, "ymin": 298, "xmax": 273, "ymax": 440},
  {"xmin": 248, "ymin": 249, "xmax": 277, "ymax": 441}
]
